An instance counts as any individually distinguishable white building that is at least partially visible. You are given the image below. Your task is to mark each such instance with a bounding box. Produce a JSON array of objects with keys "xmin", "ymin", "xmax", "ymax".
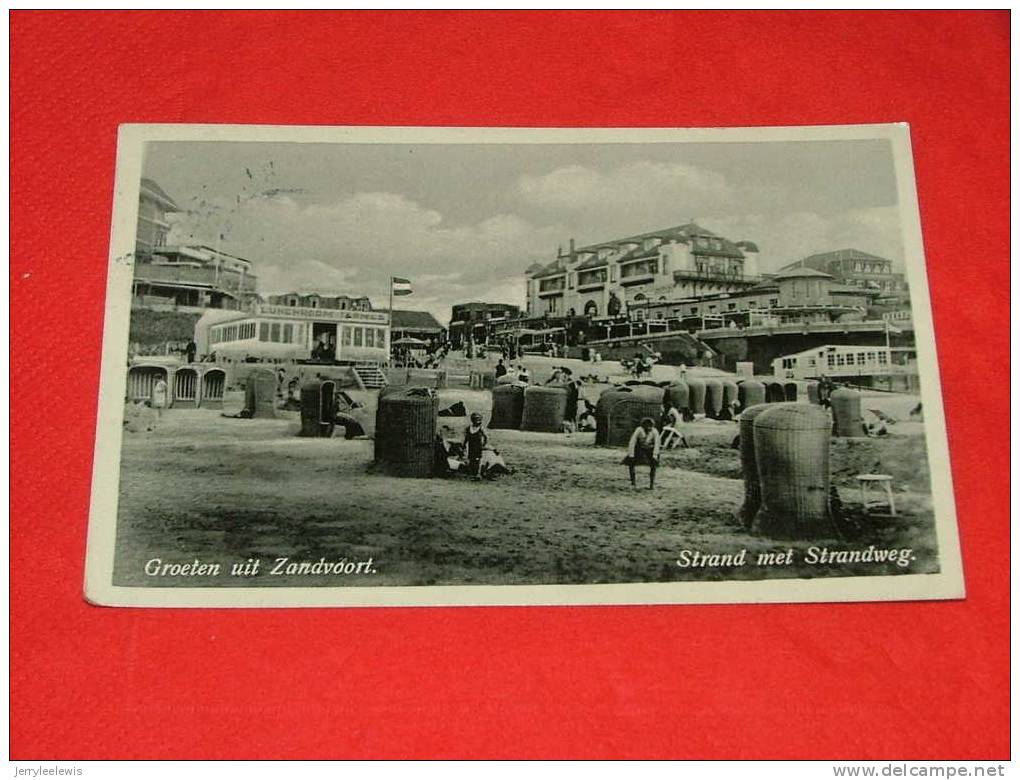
[{"xmin": 525, "ymin": 222, "xmax": 762, "ymax": 318}]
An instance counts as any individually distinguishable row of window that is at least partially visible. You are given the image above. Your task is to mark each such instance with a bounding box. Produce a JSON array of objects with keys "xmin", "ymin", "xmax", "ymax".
[
  {"xmin": 259, "ymin": 322, "xmax": 305, "ymax": 344},
  {"xmin": 209, "ymin": 320, "xmax": 388, "ymax": 349},
  {"xmin": 210, "ymin": 321, "xmax": 258, "ymax": 344},
  {"xmin": 342, "ymin": 327, "xmax": 388, "ymax": 349},
  {"xmin": 826, "ymin": 351, "xmax": 889, "ymax": 368}
]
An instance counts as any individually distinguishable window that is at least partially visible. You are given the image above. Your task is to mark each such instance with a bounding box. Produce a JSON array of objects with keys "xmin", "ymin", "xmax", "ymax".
[
  {"xmin": 259, "ymin": 322, "xmax": 270, "ymax": 341},
  {"xmin": 878, "ymin": 352, "xmax": 889, "ymax": 364},
  {"xmin": 835, "ymin": 353, "xmax": 846, "ymax": 367},
  {"xmin": 283, "ymin": 324, "xmax": 293, "ymax": 343},
  {"xmin": 376, "ymin": 329, "xmax": 387, "ymax": 348},
  {"xmin": 310, "ymin": 299, "xmax": 318, "ymax": 309},
  {"xmin": 770, "ymin": 299, "xmax": 779, "ymax": 308},
  {"xmin": 728, "ymin": 303, "xmax": 736, "ymax": 310},
  {"xmin": 827, "ymin": 353, "xmax": 836, "ymax": 368},
  {"xmin": 845, "ymin": 353, "xmax": 855, "ymax": 365},
  {"xmin": 352, "ymin": 328, "xmax": 363, "ymax": 347},
  {"xmin": 342, "ymin": 327, "xmax": 352, "ymax": 346},
  {"xmin": 365, "ymin": 329, "xmax": 375, "ymax": 348}
]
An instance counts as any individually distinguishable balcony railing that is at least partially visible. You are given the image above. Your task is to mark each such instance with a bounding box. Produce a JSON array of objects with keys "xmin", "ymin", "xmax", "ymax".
[
  {"xmin": 133, "ymin": 263, "xmax": 258, "ymax": 294},
  {"xmin": 673, "ymin": 269, "xmax": 761, "ymax": 284}
]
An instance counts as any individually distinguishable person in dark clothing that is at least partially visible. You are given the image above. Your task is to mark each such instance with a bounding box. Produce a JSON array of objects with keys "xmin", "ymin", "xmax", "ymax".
[
  {"xmin": 185, "ymin": 340, "xmax": 197, "ymax": 364},
  {"xmin": 463, "ymin": 412, "xmax": 488, "ymax": 479},
  {"xmin": 495, "ymin": 359, "xmax": 508, "ymax": 380},
  {"xmin": 818, "ymin": 374, "xmax": 835, "ymax": 408}
]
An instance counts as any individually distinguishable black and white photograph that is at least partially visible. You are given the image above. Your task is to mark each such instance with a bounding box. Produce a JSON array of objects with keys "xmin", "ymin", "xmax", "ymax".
[{"xmin": 84, "ymin": 124, "xmax": 963, "ymax": 607}]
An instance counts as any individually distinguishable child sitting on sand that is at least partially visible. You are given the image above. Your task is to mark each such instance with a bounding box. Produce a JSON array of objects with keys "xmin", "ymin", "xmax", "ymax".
[{"xmin": 623, "ymin": 417, "xmax": 661, "ymax": 490}]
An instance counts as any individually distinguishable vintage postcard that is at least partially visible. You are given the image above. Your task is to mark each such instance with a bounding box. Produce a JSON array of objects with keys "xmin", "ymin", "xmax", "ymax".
[{"xmin": 84, "ymin": 123, "xmax": 964, "ymax": 607}]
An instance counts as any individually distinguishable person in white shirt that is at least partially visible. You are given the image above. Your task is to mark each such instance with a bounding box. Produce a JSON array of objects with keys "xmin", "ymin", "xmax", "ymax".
[{"xmin": 624, "ymin": 417, "xmax": 661, "ymax": 489}]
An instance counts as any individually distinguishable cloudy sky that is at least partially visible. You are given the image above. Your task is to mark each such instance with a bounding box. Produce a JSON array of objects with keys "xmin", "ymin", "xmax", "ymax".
[{"xmin": 143, "ymin": 138, "xmax": 904, "ymax": 324}]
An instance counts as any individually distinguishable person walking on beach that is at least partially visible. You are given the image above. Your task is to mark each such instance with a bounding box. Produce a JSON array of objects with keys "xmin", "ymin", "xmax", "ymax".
[{"xmin": 623, "ymin": 416, "xmax": 661, "ymax": 489}]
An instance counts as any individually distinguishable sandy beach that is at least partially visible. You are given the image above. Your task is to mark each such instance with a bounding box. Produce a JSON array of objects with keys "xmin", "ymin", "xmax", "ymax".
[{"xmin": 113, "ymin": 381, "xmax": 938, "ymax": 589}]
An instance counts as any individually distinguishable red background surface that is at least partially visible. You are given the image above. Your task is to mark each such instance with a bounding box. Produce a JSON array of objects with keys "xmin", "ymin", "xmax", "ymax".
[{"xmin": 10, "ymin": 11, "xmax": 1010, "ymax": 759}]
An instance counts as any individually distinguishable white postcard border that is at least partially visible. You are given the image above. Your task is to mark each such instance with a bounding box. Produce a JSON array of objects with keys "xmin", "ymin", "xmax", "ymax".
[{"xmin": 83, "ymin": 122, "xmax": 965, "ymax": 608}]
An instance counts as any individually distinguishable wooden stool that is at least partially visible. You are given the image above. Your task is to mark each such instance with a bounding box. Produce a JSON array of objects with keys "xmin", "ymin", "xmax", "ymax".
[{"xmin": 856, "ymin": 474, "xmax": 896, "ymax": 516}]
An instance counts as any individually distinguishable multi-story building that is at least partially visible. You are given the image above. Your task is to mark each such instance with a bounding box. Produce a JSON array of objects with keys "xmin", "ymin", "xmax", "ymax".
[
  {"xmin": 132, "ymin": 179, "xmax": 260, "ymax": 311},
  {"xmin": 448, "ymin": 302, "xmax": 521, "ymax": 348},
  {"xmin": 135, "ymin": 178, "xmax": 177, "ymax": 260},
  {"xmin": 778, "ymin": 248, "xmax": 908, "ymax": 298},
  {"xmin": 628, "ymin": 266, "xmax": 880, "ymax": 327},
  {"xmin": 525, "ymin": 222, "xmax": 763, "ymax": 318},
  {"xmin": 268, "ymin": 292, "xmax": 372, "ymax": 311}
]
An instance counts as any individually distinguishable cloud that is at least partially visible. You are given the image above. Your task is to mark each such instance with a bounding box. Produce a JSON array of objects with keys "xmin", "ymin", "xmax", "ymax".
[
  {"xmin": 698, "ymin": 207, "xmax": 904, "ymax": 273},
  {"xmin": 513, "ymin": 160, "xmax": 777, "ymax": 241},
  {"xmin": 168, "ymin": 191, "xmax": 561, "ymax": 324}
]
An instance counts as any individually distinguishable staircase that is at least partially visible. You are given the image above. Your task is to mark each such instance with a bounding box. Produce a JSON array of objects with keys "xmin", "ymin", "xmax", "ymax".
[{"xmin": 353, "ymin": 362, "xmax": 388, "ymax": 390}]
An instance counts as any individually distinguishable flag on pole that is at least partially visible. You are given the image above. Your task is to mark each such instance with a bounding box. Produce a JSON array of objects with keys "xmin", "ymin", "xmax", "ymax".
[{"xmin": 391, "ymin": 277, "xmax": 413, "ymax": 296}]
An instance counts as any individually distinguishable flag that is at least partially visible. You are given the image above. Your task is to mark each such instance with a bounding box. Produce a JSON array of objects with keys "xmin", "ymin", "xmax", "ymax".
[{"xmin": 391, "ymin": 277, "xmax": 413, "ymax": 296}]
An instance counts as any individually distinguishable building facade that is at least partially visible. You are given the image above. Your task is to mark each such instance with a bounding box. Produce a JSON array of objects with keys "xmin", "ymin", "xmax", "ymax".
[
  {"xmin": 778, "ymin": 249, "xmax": 908, "ymax": 298},
  {"xmin": 628, "ymin": 266, "xmax": 880, "ymax": 328},
  {"xmin": 448, "ymin": 302, "xmax": 522, "ymax": 348},
  {"xmin": 525, "ymin": 222, "xmax": 763, "ymax": 319}
]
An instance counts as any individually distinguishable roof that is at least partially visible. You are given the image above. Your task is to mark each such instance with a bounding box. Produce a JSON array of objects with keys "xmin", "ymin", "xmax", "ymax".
[
  {"xmin": 831, "ymin": 284, "xmax": 882, "ymax": 297},
  {"xmin": 452, "ymin": 301, "xmax": 519, "ymax": 311},
  {"xmin": 388, "ymin": 310, "xmax": 445, "ymax": 332},
  {"xmin": 140, "ymin": 178, "xmax": 178, "ymax": 211},
  {"xmin": 735, "ymin": 240, "xmax": 759, "ymax": 252},
  {"xmin": 574, "ymin": 254, "xmax": 608, "ymax": 270},
  {"xmin": 532, "ymin": 260, "xmax": 567, "ymax": 279},
  {"xmin": 576, "ymin": 221, "xmax": 716, "ymax": 253},
  {"xmin": 780, "ymin": 249, "xmax": 891, "ymax": 273},
  {"xmin": 774, "ymin": 267, "xmax": 833, "ymax": 280}
]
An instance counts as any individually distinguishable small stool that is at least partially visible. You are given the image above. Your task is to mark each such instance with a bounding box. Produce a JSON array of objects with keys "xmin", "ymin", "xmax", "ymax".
[{"xmin": 856, "ymin": 473, "xmax": 896, "ymax": 516}]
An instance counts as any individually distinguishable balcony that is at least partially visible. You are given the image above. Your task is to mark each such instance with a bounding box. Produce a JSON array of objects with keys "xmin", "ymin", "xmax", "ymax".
[{"xmin": 133, "ymin": 262, "xmax": 258, "ymax": 295}]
